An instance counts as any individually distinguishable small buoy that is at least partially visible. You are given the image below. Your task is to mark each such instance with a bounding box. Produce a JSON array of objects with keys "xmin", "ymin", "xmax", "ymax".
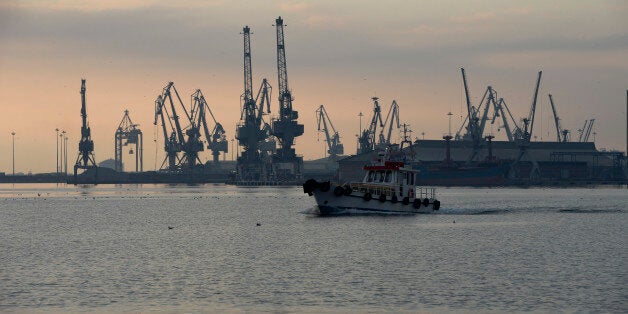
[
  {"xmin": 256, "ymin": 223, "xmax": 261, "ymax": 226},
  {"xmin": 168, "ymin": 226, "xmax": 174, "ymax": 230},
  {"xmin": 453, "ymin": 220, "xmax": 455, "ymax": 224}
]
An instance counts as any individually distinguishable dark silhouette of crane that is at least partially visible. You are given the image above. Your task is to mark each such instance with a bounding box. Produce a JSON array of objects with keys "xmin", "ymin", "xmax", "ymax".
[
  {"xmin": 236, "ymin": 26, "xmax": 275, "ymax": 181},
  {"xmin": 512, "ymin": 71, "xmax": 543, "ymax": 179},
  {"xmin": 316, "ymin": 105, "xmax": 343, "ymax": 160},
  {"xmin": 191, "ymin": 90, "xmax": 228, "ymax": 163},
  {"xmin": 378, "ymin": 100, "xmax": 400, "ymax": 148},
  {"xmin": 154, "ymin": 82, "xmax": 187, "ymax": 171},
  {"xmin": 73, "ymin": 79, "xmax": 97, "ymax": 180},
  {"xmin": 548, "ymin": 94, "xmax": 570, "ymax": 143},
  {"xmin": 114, "ymin": 110, "xmax": 143, "ymax": 172},
  {"xmin": 358, "ymin": 96, "xmax": 383, "ymax": 154},
  {"xmin": 271, "ymin": 16, "xmax": 304, "ymax": 180}
]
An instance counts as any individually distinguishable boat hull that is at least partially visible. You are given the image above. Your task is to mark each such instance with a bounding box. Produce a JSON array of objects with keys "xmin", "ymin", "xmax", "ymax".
[{"xmin": 312, "ymin": 188, "xmax": 436, "ymax": 215}]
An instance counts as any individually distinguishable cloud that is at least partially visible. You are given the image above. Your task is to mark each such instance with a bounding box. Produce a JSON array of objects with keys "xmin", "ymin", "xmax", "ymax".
[
  {"xmin": 279, "ymin": 1, "xmax": 313, "ymax": 13},
  {"xmin": 3, "ymin": 0, "xmax": 225, "ymax": 11},
  {"xmin": 449, "ymin": 12, "xmax": 499, "ymax": 24}
]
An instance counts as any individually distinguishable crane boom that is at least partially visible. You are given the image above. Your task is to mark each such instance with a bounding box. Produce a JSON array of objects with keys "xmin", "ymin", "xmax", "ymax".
[
  {"xmin": 526, "ymin": 71, "xmax": 542, "ymax": 142},
  {"xmin": 584, "ymin": 118, "xmax": 595, "ymax": 142},
  {"xmin": 548, "ymin": 94, "xmax": 562, "ymax": 142},
  {"xmin": 380, "ymin": 100, "xmax": 400, "ymax": 145},
  {"xmin": 316, "ymin": 105, "xmax": 343, "ymax": 159}
]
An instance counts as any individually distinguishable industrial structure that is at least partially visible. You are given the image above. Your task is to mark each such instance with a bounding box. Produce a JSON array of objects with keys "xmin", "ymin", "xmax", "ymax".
[
  {"xmin": 114, "ymin": 110, "xmax": 143, "ymax": 172},
  {"xmin": 191, "ymin": 90, "xmax": 228, "ymax": 163},
  {"xmin": 378, "ymin": 100, "xmax": 401, "ymax": 149},
  {"xmin": 235, "ymin": 26, "xmax": 276, "ymax": 182},
  {"xmin": 316, "ymin": 105, "xmax": 344, "ymax": 160},
  {"xmin": 548, "ymin": 94, "xmax": 570, "ymax": 143},
  {"xmin": 73, "ymin": 79, "xmax": 97, "ymax": 180},
  {"xmin": 357, "ymin": 97, "xmax": 383, "ymax": 154},
  {"xmin": 234, "ymin": 17, "xmax": 304, "ymax": 184},
  {"xmin": 270, "ymin": 16, "xmax": 304, "ymax": 181},
  {"xmin": 154, "ymin": 82, "xmax": 228, "ymax": 172}
]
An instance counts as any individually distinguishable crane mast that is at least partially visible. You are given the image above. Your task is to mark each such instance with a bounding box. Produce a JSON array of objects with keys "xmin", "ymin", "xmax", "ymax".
[
  {"xmin": 316, "ymin": 105, "xmax": 344, "ymax": 160},
  {"xmin": 271, "ymin": 16, "xmax": 304, "ymax": 180},
  {"xmin": 74, "ymin": 79, "xmax": 97, "ymax": 180}
]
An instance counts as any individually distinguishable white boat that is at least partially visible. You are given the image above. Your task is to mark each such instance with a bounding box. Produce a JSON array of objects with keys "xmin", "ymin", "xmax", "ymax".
[{"xmin": 303, "ymin": 153, "xmax": 440, "ymax": 215}]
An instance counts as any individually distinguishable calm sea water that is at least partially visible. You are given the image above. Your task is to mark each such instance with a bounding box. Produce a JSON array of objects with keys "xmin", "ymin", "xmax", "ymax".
[{"xmin": 0, "ymin": 183, "xmax": 626, "ymax": 313}]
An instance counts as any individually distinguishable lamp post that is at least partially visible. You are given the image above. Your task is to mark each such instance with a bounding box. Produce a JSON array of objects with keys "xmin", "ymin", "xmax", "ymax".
[
  {"xmin": 62, "ymin": 131, "xmax": 67, "ymax": 176},
  {"xmin": 447, "ymin": 112, "xmax": 453, "ymax": 136},
  {"xmin": 11, "ymin": 131, "xmax": 16, "ymax": 175},
  {"xmin": 55, "ymin": 128, "xmax": 59, "ymax": 174},
  {"xmin": 60, "ymin": 132, "xmax": 64, "ymax": 176},
  {"xmin": 231, "ymin": 138, "xmax": 235, "ymax": 161}
]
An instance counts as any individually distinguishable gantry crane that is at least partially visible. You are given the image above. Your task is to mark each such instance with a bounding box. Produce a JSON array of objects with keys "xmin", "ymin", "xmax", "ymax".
[
  {"xmin": 548, "ymin": 94, "xmax": 570, "ymax": 142},
  {"xmin": 316, "ymin": 105, "xmax": 344, "ymax": 160},
  {"xmin": 357, "ymin": 96, "xmax": 384, "ymax": 154},
  {"xmin": 378, "ymin": 100, "xmax": 400, "ymax": 148},
  {"xmin": 114, "ymin": 110, "xmax": 143, "ymax": 172},
  {"xmin": 271, "ymin": 16, "xmax": 304, "ymax": 180},
  {"xmin": 73, "ymin": 79, "xmax": 97, "ymax": 180},
  {"xmin": 191, "ymin": 90, "xmax": 228, "ymax": 163}
]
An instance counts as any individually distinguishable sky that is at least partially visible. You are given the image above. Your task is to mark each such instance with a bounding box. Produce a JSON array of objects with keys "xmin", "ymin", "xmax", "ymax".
[{"xmin": 0, "ymin": 0, "xmax": 627, "ymax": 173}]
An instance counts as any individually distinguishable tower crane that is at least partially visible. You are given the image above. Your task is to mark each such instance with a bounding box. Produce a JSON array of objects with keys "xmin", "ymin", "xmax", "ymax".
[
  {"xmin": 114, "ymin": 110, "xmax": 143, "ymax": 172},
  {"xmin": 271, "ymin": 16, "xmax": 304, "ymax": 179},
  {"xmin": 73, "ymin": 79, "xmax": 97, "ymax": 180},
  {"xmin": 378, "ymin": 100, "xmax": 400, "ymax": 148},
  {"xmin": 357, "ymin": 96, "xmax": 384, "ymax": 154},
  {"xmin": 316, "ymin": 105, "xmax": 344, "ymax": 160},
  {"xmin": 191, "ymin": 90, "xmax": 228, "ymax": 163},
  {"xmin": 548, "ymin": 94, "xmax": 569, "ymax": 142}
]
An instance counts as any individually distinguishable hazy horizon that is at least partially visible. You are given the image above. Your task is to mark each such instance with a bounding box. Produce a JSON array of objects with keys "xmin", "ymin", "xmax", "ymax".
[{"xmin": 1, "ymin": 0, "xmax": 627, "ymax": 173}]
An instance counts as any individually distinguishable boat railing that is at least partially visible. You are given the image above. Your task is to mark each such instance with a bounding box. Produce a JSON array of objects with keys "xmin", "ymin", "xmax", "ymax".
[
  {"xmin": 417, "ymin": 187, "xmax": 436, "ymax": 200},
  {"xmin": 351, "ymin": 183, "xmax": 397, "ymax": 196}
]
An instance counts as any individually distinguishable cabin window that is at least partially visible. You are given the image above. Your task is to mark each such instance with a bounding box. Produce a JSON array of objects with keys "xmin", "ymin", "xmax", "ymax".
[
  {"xmin": 385, "ymin": 170, "xmax": 392, "ymax": 182},
  {"xmin": 378, "ymin": 171, "xmax": 385, "ymax": 182},
  {"xmin": 367, "ymin": 171, "xmax": 374, "ymax": 182}
]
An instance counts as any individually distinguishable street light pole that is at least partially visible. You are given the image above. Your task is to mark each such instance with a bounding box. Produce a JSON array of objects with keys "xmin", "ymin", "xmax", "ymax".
[
  {"xmin": 62, "ymin": 131, "xmax": 67, "ymax": 176},
  {"xmin": 11, "ymin": 131, "xmax": 16, "ymax": 175},
  {"xmin": 55, "ymin": 128, "xmax": 59, "ymax": 175},
  {"xmin": 231, "ymin": 139, "xmax": 235, "ymax": 161}
]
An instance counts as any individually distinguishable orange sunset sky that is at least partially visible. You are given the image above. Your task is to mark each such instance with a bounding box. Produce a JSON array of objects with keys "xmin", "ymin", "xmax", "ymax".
[{"xmin": 1, "ymin": 0, "xmax": 627, "ymax": 173}]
